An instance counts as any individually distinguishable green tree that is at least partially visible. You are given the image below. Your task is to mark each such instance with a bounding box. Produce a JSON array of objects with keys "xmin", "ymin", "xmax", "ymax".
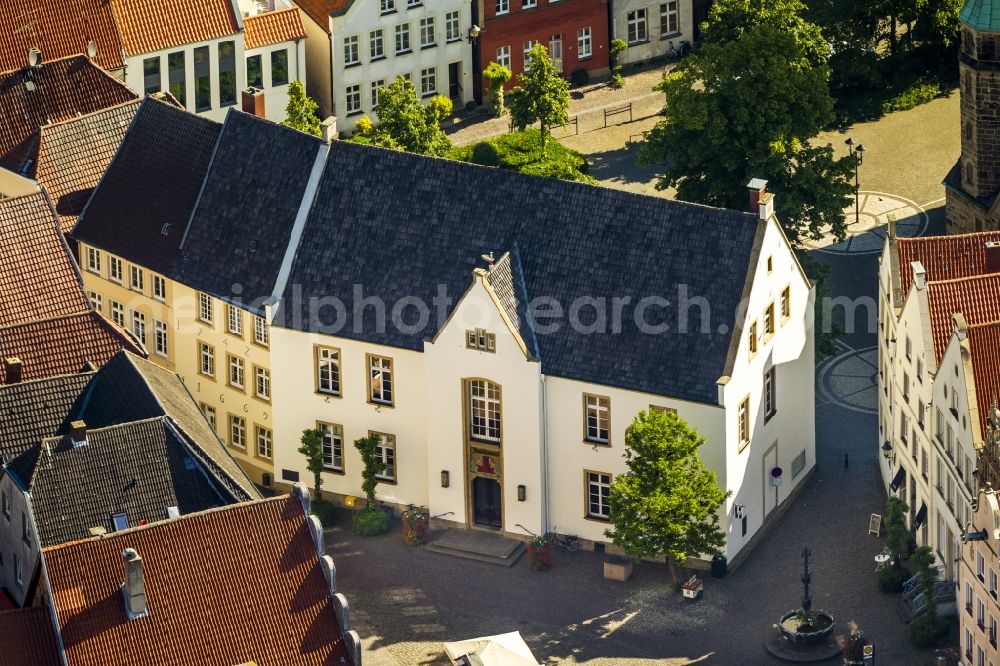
[
  {"xmin": 704, "ymin": 0, "xmax": 830, "ymax": 65},
  {"xmin": 354, "ymin": 77, "xmax": 452, "ymax": 156},
  {"xmin": 605, "ymin": 409, "xmax": 729, "ymax": 583},
  {"xmin": 509, "ymin": 44, "xmax": 570, "ymax": 156},
  {"xmin": 640, "ymin": 6, "xmax": 857, "ymax": 242},
  {"xmin": 483, "ymin": 62, "xmax": 513, "ymax": 116},
  {"xmin": 354, "ymin": 434, "xmax": 386, "ymax": 506},
  {"xmin": 297, "ymin": 428, "xmax": 325, "ymax": 501},
  {"xmin": 282, "ymin": 80, "xmax": 321, "ymax": 137},
  {"xmin": 884, "ymin": 495, "xmax": 909, "ymax": 562},
  {"xmin": 908, "ymin": 545, "xmax": 949, "ymax": 646},
  {"xmin": 914, "ymin": 0, "xmax": 962, "ymax": 48},
  {"xmin": 609, "ymin": 38, "xmax": 629, "ymax": 89}
]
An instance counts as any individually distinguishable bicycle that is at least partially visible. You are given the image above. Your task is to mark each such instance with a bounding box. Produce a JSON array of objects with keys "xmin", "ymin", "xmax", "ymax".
[
  {"xmin": 665, "ymin": 40, "xmax": 692, "ymax": 60},
  {"xmin": 549, "ymin": 528, "xmax": 580, "ymax": 552}
]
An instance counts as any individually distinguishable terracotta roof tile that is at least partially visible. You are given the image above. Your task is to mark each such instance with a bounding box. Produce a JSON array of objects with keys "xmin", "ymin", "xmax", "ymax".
[
  {"xmin": 244, "ymin": 7, "xmax": 307, "ymax": 49},
  {"xmin": 291, "ymin": 0, "xmax": 351, "ymax": 32},
  {"xmin": 898, "ymin": 231, "xmax": 1000, "ymax": 296},
  {"xmin": 0, "ymin": 0, "xmax": 125, "ymax": 74},
  {"xmin": 110, "ymin": 0, "xmax": 240, "ymax": 55},
  {"xmin": 45, "ymin": 494, "xmax": 351, "ymax": 666},
  {"xmin": 927, "ymin": 274, "xmax": 1000, "ymax": 363},
  {"xmin": 968, "ymin": 321, "xmax": 1000, "ymax": 441},
  {"xmin": 0, "ymin": 55, "xmax": 138, "ymax": 164},
  {"xmin": 0, "ymin": 606, "xmax": 61, "ymax": 666}
]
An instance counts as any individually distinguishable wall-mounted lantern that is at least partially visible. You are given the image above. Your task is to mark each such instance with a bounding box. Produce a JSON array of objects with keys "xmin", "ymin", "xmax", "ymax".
[
  {"xmin": 517, "ymin": 485, "xmax": 526, "ymax": 502},
  {"xmin": 441, "ymin": 470, "xmax": 450, "ymax": 488}
]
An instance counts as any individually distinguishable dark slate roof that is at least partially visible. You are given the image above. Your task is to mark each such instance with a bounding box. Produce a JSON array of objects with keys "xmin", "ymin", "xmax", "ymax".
[
  {"xmin": 172, "ymin": 110, "xmax": 323, "ymax": 306},
  {"xmin": 76, "ymin": 352, "xmax": 260, "ymax": 501},
  {"xmin": 16, "ymin": 417, "xmax": 226, "ymax": 547},
  {"xmin": 944, "ymin": 161, "xmax": 997, "ymax": 211},
  {"xmin": 281, "ymin": 142, "xmax": 759, "ymax": 404},
  {"xmin": 72, "ymin": 97, "xmax": 221, "ymax": 274},
  {"xmin": 486, "ymin": 248, "xmax": 538, "ymax": 359},
  {"xmin": 0, "ymin": 372, "xmax": 92, "ymax": 460}
]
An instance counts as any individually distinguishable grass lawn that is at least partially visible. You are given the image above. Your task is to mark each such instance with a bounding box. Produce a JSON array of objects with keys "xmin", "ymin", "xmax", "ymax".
[{"xmin": 448, "ymin": 128, "xmax": 595, "ymax": 183}]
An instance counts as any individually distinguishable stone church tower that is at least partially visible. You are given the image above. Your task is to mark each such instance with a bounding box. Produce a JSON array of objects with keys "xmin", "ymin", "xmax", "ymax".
[{"xmin": 946, "ymin": 0, "xmax": 1000, "ymax": 233}]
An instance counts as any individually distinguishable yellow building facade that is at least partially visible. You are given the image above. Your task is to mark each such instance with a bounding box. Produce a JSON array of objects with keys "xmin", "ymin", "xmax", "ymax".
[{"xmin": 76, "ymin": 242, "xmax": 275, "ymax": 487}]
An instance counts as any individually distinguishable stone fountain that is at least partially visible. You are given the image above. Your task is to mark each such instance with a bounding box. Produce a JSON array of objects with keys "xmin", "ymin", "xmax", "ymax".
[{"xmin": 764, "ymin": 545, "xmax": 840, "ymax": 662}]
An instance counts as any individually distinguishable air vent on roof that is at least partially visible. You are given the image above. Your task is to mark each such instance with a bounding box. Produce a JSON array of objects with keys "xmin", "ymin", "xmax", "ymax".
[
  {"xmin": 215, "ymin": 228, "xmax": 224, "ymax": 241},
  {"xmin": 161, "ymin": 223, "xmax": 171, "ymax": 236},
  {"xmin": 166, "ymin": 506, "xmax": 179, "ymax": 518},
  {"xmin": 249, "ymin": 240, "xmax": 258, "ymax": 256}
]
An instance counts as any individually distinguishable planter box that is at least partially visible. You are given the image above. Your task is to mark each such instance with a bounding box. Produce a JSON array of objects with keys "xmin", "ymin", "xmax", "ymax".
[{"xmin": 604, "ymin": 555, "xmax": 634, "ymax": 581}]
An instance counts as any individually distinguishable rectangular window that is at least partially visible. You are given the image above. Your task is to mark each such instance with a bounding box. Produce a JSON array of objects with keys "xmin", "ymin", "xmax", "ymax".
[
  {"xmin": 316, "ymin": 346, "xmax": 341, "ymax": 395},
  {"xmin": 142, "ymin": 56, "xmax": 163, "ymax": 95},
  {"xmin": 523, "ymin": 0, "xmax": 537, "ymax": 7},
  {"xmin": 906, "ymin": 336, "xmax": 912, "ymax": 360},
  {"xmin": 256, "ymin": 425, "xmax": 272, "ymax": 459},
  {"xmin": 523, "ymin": 40, "xmax": 539, "ymax": 69},
  {"xmin": 584, "ymin": 394, "xmax": 610, "ymax": 444},
  {"xmin": 979, "ymin": 552, "xmax": 986, "ymax": 581},
  {"xmin": 218, "ymin": 41, "xmax": 236, "ymax": 107},
  {"xmin": 420, "ymin": 17, "xmax": 436, "ymax": 48},
  {"xmin": 246, "ymin": 54, "xmax": 263, "ymax": 88},
  {"xmin": 370, "ymin": 29, "xmax": 384, "ymax": 59},
  {"xmin": 903, "ymin": 373, "xmax": 910, "ymax": 401},
  {"xmin": 586, "ymin": 471, "xmax": 611, "ymax": 520},
  {"xmin": 917, "ymin": 358, "xmax": 924, "ymax": 382},
  {"xmin": 229, "ymin": 414, "xmax": 246, "ymax": 449},
  {"xmin": 781, "ymin": 286, "xmax": 791, "ymax": 319},
  {"xmin": 395, "ymin": 23, "xmax": 411, "ymax": 54},
  {"xmin": 201, "ymin": 403, "xmax": 217, "ymax": 430},
  {"xmin": 420, "ymin": 66, "xmax": 437, "ymax": 96},
  {"xmin": 152, "ymin": 275, "xmax": 166, "ymax": 301},
  {"xmin": 110, "ymin": 300, "xmax": 125, "ymax": 327},
  {"xmin": 660, "ymin": 1, "xmax": 680, "ymax": 36},
  {"xmin": 346, "ymin": 84, "xmax": 362, "ymax": 114},
  {"xmin": 88, "ymin": 291, "xmax": 102, "ymax": 312},
  {"xmin": 270, "ymin": 49, "xmax": 289, "ymax": 86},
  {"xmin": 130, "ymin": 310, "xmax": 146, "ymax": 344},
  {"xmin": 14, "ymin": 554, "xmax": 20, "ymax": 588},
  {"xmin": 764, "ymin": 367, "xmax": 776, "ymax": 418},
  {"xmin": 373, "ymin": 432, "xmax": 396, "ymax": 481},
  {"xmin": 577, "ymin": 27, "xmax": 592, "ymax": 58},
  {"xmin": 168, "ymin": 51, "xmax": 186, "ymax": 106},
  {"xmin": 627, "ymin": 9, "xmax": 648, "ymax": 44},
  {"xmin": 199, "ymin": 342, "xmax": 215, "ymax": 377},
  {"xmin": 369, "ymin": 355, "xmax": 394, "ymax": 405},
  {"xmin": 496, "ymin": 45, "xmax": 511, "ymax": 69},
  {"xmin": 466, "ymin": 329, "xmax": 496, "ymax": 352},
  {"xmin": 344, "ymin": 34, "xmax": 360, "ymax": 66},
  {"xmin": 991, "ymin": 569, "xmax": 998, "ymax": 599},
  {"xmin": 86, "ymin": 247, "xmax": 102, "ymax": 273},
  {"xmin": 254, "ymin": 366, "xmax": 270, "ymax": 401},
  {"xmin": 764, "ymin": 302, "xmax": 775, "ymax": 335},
  {"xmin": 254, "ymin": 316, "xmax": 269, "ymax": 346},
  {"xmin": 319, "ymin": 421, "xmax": 344, "ymax": 471},
  {"xmin": 227, "ymin": 304, "xmax": 243, "ymax": 336},
  {"xmin": 194, "ymin": 45, "xmax": 211, "ymax": 112},
  {"xmin": 228, "ymin": 354, "xmax": 245, "ymax": 390},
  {"xmin": 446, "ymin": 11, "xmax": 461, "ymax": 42},
  {"xmin": 469, "ymin": 380, "xmax": 502, "ymax": 442},
  {"xmin": 199, "ymin": 292, "xmax": 214, "ymax": 324},
  {"xmin": 749, "ymin": 320, "xmax": 758, "ymax": 355},
  {"xmin": 738, "ymin": 397, "xmax": 750, "ymax": 449},
  {"xmin": 154, "ymin": 320, "xmax": 168, "ymax": 356},
  {"xmin": 2, "ymin": 491, "xmax": 8, "ymax": 518},
  {"xmin": 496, "ymin": 0, "xmax": 509, "ymax": 15},
  {"xmin": 371, "ymin": 79, "xmax": 385, "ymax": 108},
  {"xmin": 380, "ymin": 0, "xmax": 395, "ymax": 12},
  {"xmin": 992, "ymin": 615, "xmax": 998, "ymax": 646},
  {"xmin": 21, "ymin": 512, "xmax": 29, "ymax": 545},
  {"xmin": 109, "ymin": 256, "xmax": 123, "ymax": 283}
]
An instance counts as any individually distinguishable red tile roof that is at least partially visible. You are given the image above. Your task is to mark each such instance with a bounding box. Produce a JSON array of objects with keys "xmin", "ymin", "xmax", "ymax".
[
  {"xmin": 291, "ymin": 0, "xmax": 350, "ymax": 32},
  {"xmin": 110, "ymin": 0, "xmax": 240, "ymax": 55},
  {"xmin": 244, "ymin": 7, "xmax": 307, "ymax": 49},
  {"xmin": 0, "ymin": 607, "xmax": 61, "ymax": 666},
  {"xmin": 897, "ymin": 231, "xmax": 1000, "ymax": 296},
  {"xmin": 0, "ymin": 55, "xmax": 137, "ymax": 165},
  {"xmin": 968, "ymin": 321, "xmax": 1000, "ymax": 441},
  {"xmin": 927, "ymin": 273, "xmax": 1000, "ymax": 363},
  {"xmin": 0, "ymin": 0, "xmax": 125, "ymax": 74},
  {"xmin": 44, "ymin": 494, "xmax": 350, "ymax": 666}
]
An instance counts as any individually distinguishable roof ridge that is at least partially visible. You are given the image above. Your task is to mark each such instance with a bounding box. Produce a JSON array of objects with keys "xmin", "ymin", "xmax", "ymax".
[
  {"xmin": 899, "ymin": 229, "xmax": 1000, "ymax": 243},
  {"xmin": 41, "ymin": 415, "xmax": 167, "ymax": 441},
  {"xmin": 37, "ymin": 98, "xmax": 140, "ymax": 135},
  {"xmin": 927, "ymin": 271, "xmax": 1000, "ymax": 287},
  {"xmin": 0, "ymin": 369, "xmax": 95, "ymax": 391},
  {"xmin": 0, "ymin": 309, "xmax": 95, "ymax": 333}
]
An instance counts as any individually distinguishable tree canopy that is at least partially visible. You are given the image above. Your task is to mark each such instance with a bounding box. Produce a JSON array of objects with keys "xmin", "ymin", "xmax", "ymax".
[
  {"xmin": 509, "ymin": 44, "xmax": 570, "ymax": 156},
  {"xmin": 282, "ymin": 80, "xmax": 321, "ymax": 137},
  {"xmin": 298, "ymin": 428, "xmax": 325, "ymax": 501},
  {"xmin": 605, "ymin": 409, "xmax": 729, "ymax": 581},
  {"xmin": 352, "ymin": 77, "xmax": 452, "ymax": 156}
]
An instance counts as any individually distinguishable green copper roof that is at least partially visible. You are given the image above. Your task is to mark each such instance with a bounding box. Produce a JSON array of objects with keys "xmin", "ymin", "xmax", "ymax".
[{"xmin": 961, "ymin": 0, "xmax": 1000, "ymax": 32}]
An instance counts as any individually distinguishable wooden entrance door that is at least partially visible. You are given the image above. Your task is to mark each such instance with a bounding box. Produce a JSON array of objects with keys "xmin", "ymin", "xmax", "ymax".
[{"xmin": 472, "ymin": 477, "xmax": 502, "ymax": 529}]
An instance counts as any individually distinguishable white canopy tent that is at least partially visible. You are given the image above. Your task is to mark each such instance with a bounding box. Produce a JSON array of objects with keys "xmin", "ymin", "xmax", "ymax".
[{"xmin": 443, "ymin": 631, "xmax": 541, "ymax": 666}]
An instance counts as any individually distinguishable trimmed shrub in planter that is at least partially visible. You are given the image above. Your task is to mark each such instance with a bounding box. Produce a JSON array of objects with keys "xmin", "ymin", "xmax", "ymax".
[
  {"xmin": 877, "ymin": 563, "xmax": 911, "ymax": 593},
  {"xmin": 402, "ymin": 507, "xmax": 429, "ymax": 545},
  {"xmin": 908, "ymin": 613, "xmax": 949, "ymax": 649},
  {"xmin": 353, "ymin": 506, "xmax": 390, "ymax": 536},
  {"xmin": 527, "ymin": 535, "xmax": 552, "ymax": 571}
]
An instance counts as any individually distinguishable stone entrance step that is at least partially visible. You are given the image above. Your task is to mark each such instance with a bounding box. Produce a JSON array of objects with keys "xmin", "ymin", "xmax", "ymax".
[{"xmin": 425, "ymin": 529, "xmax": 525, "ymax": 567}]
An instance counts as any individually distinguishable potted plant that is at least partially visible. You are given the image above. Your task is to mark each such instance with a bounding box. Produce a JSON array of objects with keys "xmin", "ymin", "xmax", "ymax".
[
  {"xmin": 838, "ymin": 621, "xmax": 867, "ymax": 665},
  {"xmin": 527, "ymin": 534, "xmax": 552, "ymax": 571},
  {"xmin": 401, "ymin": 506, "xmax": 429, "ymax": 545}
]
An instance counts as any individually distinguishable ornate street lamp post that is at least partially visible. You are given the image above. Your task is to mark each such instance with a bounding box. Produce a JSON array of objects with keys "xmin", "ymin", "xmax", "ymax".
[{"xmin": 845, "ymin": 138, "xmax": 866, "ymax": 228}]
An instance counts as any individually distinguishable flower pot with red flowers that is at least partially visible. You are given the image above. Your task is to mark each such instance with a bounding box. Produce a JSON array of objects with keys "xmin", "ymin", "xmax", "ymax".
[
  {"xmin": 401, "ymin": 507, "xmax": 429, "ymax": 546},
  {"xmin": 527, "ymin": 535, "xmax": 552, "ymax": 571}
]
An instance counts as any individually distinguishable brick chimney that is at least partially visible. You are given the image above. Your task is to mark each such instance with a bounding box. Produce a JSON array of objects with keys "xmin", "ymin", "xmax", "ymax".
[
  {"xmin": 912, "ymin": 261, "xmax": 927, "ymax": 290},
  {"xmin": 747, "ymin": 178, "xmax": 771, "ymax": 219},
  {"xmin": 70, "ymin": 420, "xmax": 88, "ymax": 448},
  {"xmin": 887, "ymin": 214, "xmax": 897, "ymax": 240},
  {"xmin": 985, "ymin": 241, "xmax": 1000, "ymax": 274},
  {"xmin": 121, "ymin": 548, "xmax": 149, "ymax": 620},
  {"xmin": 4, "ymin": 357, "xmax": 22, "ymax": 384},
  {"xmin": 241, "ymin": 87, "xmax": 265, "ymax": 118}
]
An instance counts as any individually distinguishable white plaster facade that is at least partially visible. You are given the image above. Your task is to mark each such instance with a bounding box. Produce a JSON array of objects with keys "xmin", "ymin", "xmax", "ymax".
[
  {"xmin": 270, "ymin": 207, "xmax": 816, "ymax": 565},
  {"xmin": 611, "ymin": 0, "xmax": 694, "ymax": 66}
]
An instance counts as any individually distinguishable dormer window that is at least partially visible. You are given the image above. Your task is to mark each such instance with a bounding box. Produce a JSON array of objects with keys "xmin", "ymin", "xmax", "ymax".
[
  {"xmin": 113, "ymin": 513, "xmax": 129, "ymax": 531},
  {"xmin": 466, "ymin": 329, "xmax": 496, "ymax": 352}
]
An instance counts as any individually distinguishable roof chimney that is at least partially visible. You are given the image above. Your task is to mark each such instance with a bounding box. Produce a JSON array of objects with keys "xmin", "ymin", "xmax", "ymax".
[
  {"xmin": 241, "ymin": 87, "xmax": 265, "ymax": 118},
  {"xmin": 912, "ymin": 261, "xmax": 927, "ymax": 291},
  {"xmin": 70, "ymin": 420, "xmax": 88, "ymax": 448},
  {"xmin": 747, "ymin": 178, "xmax": 768, "ymax": 216},
  {"xmin": 321, "ymin": 116, "xmax": 338, "ymax": 144},
  {"xmin": 121, "ymin": 548, "xmax": 149, "ymax": 620},
  {"xmin": 887, "ymin": 214, "xmax": 897, "ymax": 240},
  {"xmin": 4, "ymin": 357, "xmax": 22, "ymax": 384},
  {"xmin": 985, "ymin": 241, "xmax": 1000, "ymax": 274},
  {"xmin": 953, "ymin": 313, "xmax": 969, "ymax": 341}
]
